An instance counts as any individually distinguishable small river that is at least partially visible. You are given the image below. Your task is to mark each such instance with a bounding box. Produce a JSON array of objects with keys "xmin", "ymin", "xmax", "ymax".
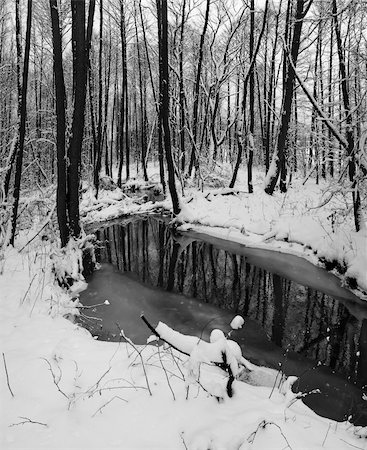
[{"xmin": 80, "ymin": 214, "xmax": 367, "ymax": 425}]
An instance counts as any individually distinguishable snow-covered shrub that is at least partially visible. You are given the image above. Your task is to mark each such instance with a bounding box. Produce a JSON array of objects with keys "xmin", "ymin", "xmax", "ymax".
[{"xmin": 50, "ymin": 234, "xmax": 96, "ymax": 295}]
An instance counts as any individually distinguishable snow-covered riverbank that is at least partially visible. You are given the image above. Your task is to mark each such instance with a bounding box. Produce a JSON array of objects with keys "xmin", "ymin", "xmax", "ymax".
[{"xmin": 82, "ymin": 169, "xmax": 367, "ymax": 298}]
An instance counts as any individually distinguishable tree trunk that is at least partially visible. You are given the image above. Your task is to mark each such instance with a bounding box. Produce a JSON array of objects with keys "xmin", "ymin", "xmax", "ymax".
[
  {"xmin": 67, "ymin": 0, "xmax": 94, "ymax": 239},
  {"xmin": 332, "ymin": 0, "xmax": 361, "ymax": 231},
  {"xmin": 179, "ymin": 0, "xmax": 186, "ymax": 173},
  {"xmin": 247, "ymin": 0, "xmax": 255, "ymax": 194},
  {"xmin": 188, "ymin": 0, "xmax": 210, "ymax": 176},
  {"xmin": 93, "ymin": 0, "xmax": 103, "ymax": 196},
  {"xmin": 10, "ymin": 0, "xmax": 32, "ymax": 245},
  {"xmin": 264, "ymin": 0, "xmax": 313, "ymax": 195},
  {"xmin": 156, "ymin": 0, "xmax": 180, "ymax": 215},
  {"xmin": 49, "ymin": 0, "xmax": 68, "ymax": 247}
]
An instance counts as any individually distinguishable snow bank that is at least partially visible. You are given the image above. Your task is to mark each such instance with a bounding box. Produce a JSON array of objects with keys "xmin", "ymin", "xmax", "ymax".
[{"xmin": 175, "ymin": 179, "xmax": 367, "ymax": 296}]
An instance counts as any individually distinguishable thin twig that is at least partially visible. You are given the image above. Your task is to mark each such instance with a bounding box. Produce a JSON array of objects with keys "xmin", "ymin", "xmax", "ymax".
[
  {"xmin": 41, "ymin": 358, "xmax": 69, "ymax": 399},
  {"xmin": 9, "ymin": 416, "xmax": 48, "ymax": 427},
  {"xmin": 180, "ymin": 432, "xmax": 189, "ymax": 450},
  {"xmin": 338, "ymin": 438, "xmax": 364, "ymax": 449},
  {"xmin": 20, "ymin": 274, "xmax": 37, "ymax": 305},
  {"xmin": 2, "ymin": 352, "xmax": 14, "ymax": 397},
  {"xmin": 92, "ymin": 396, "xmax": 128, "ymax": 418},
  {"xmin": 248, "ymin": 420, "xmax": 292, "ymax": 449},
  {"xmin": 157, "ymin": 345, "xmax": 176, "ymax": 400},
  {"xmin": 322, "ymin": 423, "xmax": 331, "ymax": 447},
  {"xmin": 116, "ymin": 323, "xmax": 152, "ymax": 396}
]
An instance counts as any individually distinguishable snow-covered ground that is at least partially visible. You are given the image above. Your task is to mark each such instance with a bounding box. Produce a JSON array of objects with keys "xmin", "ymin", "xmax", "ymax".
[
  {"xmin": 1, "ymin": 165, "xmax": 366, "ymax": 449},
  {"xmin": 1, "ymin": 242, "xmax": 366, "ymax": 449}
]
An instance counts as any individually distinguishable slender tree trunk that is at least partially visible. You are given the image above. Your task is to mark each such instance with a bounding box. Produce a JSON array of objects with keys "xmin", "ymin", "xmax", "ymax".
[
  {"xmin": 247, "ymin": 0, "xmax": 255, "ymax": 194},
  {"xmin": 179, "ymin": 0, "xmax": 186, "ymax": 173},
  {"xmin": 328, "ymin": 24, "xmax": 334, "ymax": 178},
  {"xmin": 264, "ymin": 0, "xmax": 282, "ymax": 173},
  {"xmin": 188, "ymin": 0, "xmax": 210, "ymax": 176},
  {"xmin": 94, "ymin": 0, "xmax": 103, "ymax": 196},
  {"xmin": 10, "ymin": 0, "xmax": 32, "ymax": 245},
  {"xmin": 332, "ymin": 0, "xmax": 361, "ymax": 231},
  {"xmin": 156, "ymin": 0, "xmax": 180, "ymax": 214}
]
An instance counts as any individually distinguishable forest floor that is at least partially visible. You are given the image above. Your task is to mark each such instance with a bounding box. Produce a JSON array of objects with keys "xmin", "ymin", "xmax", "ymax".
[{"xmin": 1, "ymin": 164, "xmax": 367, "ymax": 449}]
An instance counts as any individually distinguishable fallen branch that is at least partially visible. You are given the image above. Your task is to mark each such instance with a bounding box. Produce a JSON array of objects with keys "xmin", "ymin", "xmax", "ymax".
[
  {"xmin": 141, "ymin": 314, "xmax": 235, "ymax": 398},
  {"xmin": 141, "ymin": 314, "xmax": 189, "ymax": 356}
]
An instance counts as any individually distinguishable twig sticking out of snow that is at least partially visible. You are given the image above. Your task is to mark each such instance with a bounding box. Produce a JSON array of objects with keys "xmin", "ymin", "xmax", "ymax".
[
  {"xmin": 91, "ymin": 395, "xmax": 128, "ymax": 418},
  {"xmin": 9, "ymin": 416, "xmax": 48, "ymax": 427},
  {"xmin": 2, "ymin": 352, "xmax": 14, "ymax": 398},
  {"xmin": 247, "ymin": 420, "xmax": 292, "ymax": 449},
  {"xmin": 77, "ymin": 300, "xmax": 110, "ymax": 310},
  {"xmin": 41, "ymin": 358, "xmax": 69, "ymax": 400},
  {"xmin": 116, "ymin": 323, "xmax": 152, "ymax": 396}
]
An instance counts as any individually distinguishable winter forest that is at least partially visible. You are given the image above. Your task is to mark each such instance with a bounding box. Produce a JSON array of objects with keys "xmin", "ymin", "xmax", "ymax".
[{"xmin": 0, "ymin": 0, "xmax": 367, "ymax": 449}]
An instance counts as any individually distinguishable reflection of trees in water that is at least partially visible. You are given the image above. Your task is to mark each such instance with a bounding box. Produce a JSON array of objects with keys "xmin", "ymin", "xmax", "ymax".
[{"xmin": 95, "ymin": 217, "xmax": 364, "ymax": 385}]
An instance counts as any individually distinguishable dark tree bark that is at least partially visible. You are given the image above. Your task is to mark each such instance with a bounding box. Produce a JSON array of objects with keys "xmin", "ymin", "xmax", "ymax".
[
  {"xmin": 10, "ymin": 0, "xmax": 32, "ymax": 245},
  {"xmin": 117, "ymin": 0, "xmax": 126, "ymax": 187},
  {"xmin": 247, "ymin": 0, "xmax": 255, "ymax": 194},
  {"xmin": 264, "ymin": 0, "xmax": 313, "ymax": 195},
  {"xmin": 230, "ymin": 0, "xmax": 268, "ymax": 188},
  {"xmin": 328, "ymin": 24, "xmax": 334, "ymax": 178},
  {"xmin": 138, "ymin": 0, "xmax": 164, "ymax": 190},
  {"xmin": 67, "ymin": 0, "xmax": 94, "ymax": 239},
  {"xmin": 332, "ymin": 0, "xmax": 361, "ymax": 231},
  {"xmin": 156, "ymin": 0, "xmax": 180, "ymax": 215},
  {"xmin": 134, "ymin": 4, "xmax": 148, "ymax": 182},
  {"xmin": 93, "ymin": 0, "xmax": 103, "ymax": 196},
  {"xmin": 179, "ymin": 0, "xmax": 186, "ymax": 173},
  {"xmin": 264, "ymin": 0, "xmax": 282, "ymax": 173},
  {"xmin": 121, "ymin": 2, "xmax": 130, "ymax": 181},
  {"xmin": 188, "ymin": 0, "xmax": 211, "ymax": 176},
  {"xmin": 49, "ymin": 0, "xmax": 68, "ymax": 247}
]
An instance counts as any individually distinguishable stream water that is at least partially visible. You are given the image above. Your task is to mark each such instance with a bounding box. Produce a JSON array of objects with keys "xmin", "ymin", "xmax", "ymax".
[{"xmin": 80, "ymin": 214, "xmax": 367, "ymax": 425}]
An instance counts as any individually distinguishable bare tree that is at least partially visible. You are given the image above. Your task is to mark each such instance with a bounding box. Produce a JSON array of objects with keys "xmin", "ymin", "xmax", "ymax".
[
  {"xmin": 156, "ymin": 0, "xmax": 180, "ymax": 214},
  {"xmin": 264, "ymin": 0, "xmax": 313, "ymax": 195},
  {"xmin": 9, "ymin": 0, "xmax": 33, "ymax": 245}
]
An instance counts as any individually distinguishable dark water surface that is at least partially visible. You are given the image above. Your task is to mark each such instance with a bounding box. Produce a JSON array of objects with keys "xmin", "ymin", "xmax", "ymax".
[{"xmin": 81, "ymin": 214, "xmax": 367, "ymax": 424}]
